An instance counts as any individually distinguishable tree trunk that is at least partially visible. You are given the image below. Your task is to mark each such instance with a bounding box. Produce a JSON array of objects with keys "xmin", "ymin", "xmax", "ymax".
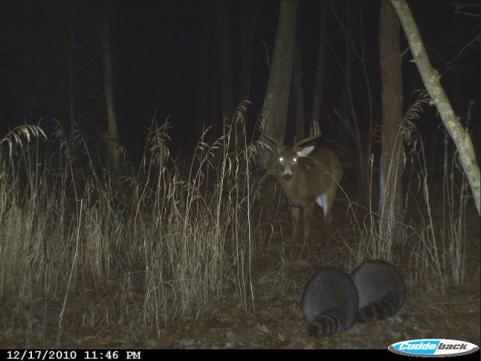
[
  {"xmin": 336, "ymin": 3, "xmax": 369, "ymax": 205},
  {"xmin": 311, "ymin": 0, "xmax": 328, "ymax": 128},
  {"xmin": 293, "ymin": 41, "xmax": 305, "ymax": 141},
  {"xmin": 258, "ymin": 0, "xmax": 298, "ymax": 168},
  {"xmin": 102, "ymin": 20, "xmax": 120, "ymax": 175},
  {"xmin": 197, "ymin": 0, "xmax": 210, "ymax": 136},
  {"xmin": 216, "ymin": 0, "xmax": 234, "ymax": 118},
  {"xmin": 379, "ymin": 1, "xmax": 404, "ymax": 250},
  {"xmin": 390, "ymin": 0, "xmax": 480, "ymax": 215},
  {"xmin": 68, "ymin": 0, "xmax": 75, "ymax": 137},
  {"xmin": 240, "ymin": 0, "xmax": 259, "ymax": 100},
  {"xmin": 209, "ymin": 44, "xmax": 220, "ymax": 140}
]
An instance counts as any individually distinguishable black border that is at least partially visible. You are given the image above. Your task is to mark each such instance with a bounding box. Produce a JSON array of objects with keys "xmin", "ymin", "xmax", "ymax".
[{"xmin": 1, "ymin": 349, "xmax": 480, "ymax": 361}]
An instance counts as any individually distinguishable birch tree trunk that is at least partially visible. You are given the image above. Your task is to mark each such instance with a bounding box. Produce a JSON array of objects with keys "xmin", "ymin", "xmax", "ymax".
[{"xmin": 390, "ymin": 0, "xmax": 480, "ymax": 216}]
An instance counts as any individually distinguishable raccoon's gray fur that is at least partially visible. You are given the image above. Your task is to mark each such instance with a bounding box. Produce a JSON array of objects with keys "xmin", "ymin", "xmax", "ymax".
[
  {"xmin": 350, "ymin": 260, "xmax": 405, "ymax": 323},
  {"xmin": 301, "ymin": 267, "xmax": 358, "ymax": 337}
]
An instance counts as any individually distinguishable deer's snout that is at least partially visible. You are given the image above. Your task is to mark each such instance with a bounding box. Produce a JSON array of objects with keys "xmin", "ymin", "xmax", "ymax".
[{"xmin": 281, "ymin": 167, "xmax": 293, "ymax": 180}]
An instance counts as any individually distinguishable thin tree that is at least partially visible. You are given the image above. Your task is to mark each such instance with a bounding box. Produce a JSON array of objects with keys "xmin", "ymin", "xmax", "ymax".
[
  {"xmin": 197, "ymin": 0, "xmax": 211, "ymax": 136},
  {"xmin": 390, "ymin": 0, "xmax": 480, "ymax": 215},
  {"xmin": 68, "ymin": 0, "xmax": 76, "ymax": 137},
  {"xmin": 216, "ymin": 0, "xmax": 234, "ymax": 118},
  {"xmin": 293, "ymin": 40, "xmax": 305, "ymax": 141},
  {"xmin": 331, "ymin": 2, "xmax": 370, "ymax": 204},
  {"xmin": 259, "ymin": 0, "xmax": 298, "ymax": 168},
  {"xmin": 102, "ymin": 19, "xmax": 120, "ymax": 175},
  {"xmin": 240, "ymin": 0, "xmax": 259, "ymax": 101},
  {"xmin": 311, "ymin": 0, "xmax": 328, "ymax": 128},
  {"xmin": 379, "ymin": 1, "xmax": 404, "ymax": 250}
]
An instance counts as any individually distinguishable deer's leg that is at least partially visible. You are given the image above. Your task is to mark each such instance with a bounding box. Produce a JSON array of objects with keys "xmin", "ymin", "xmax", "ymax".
[
  {"xmin": 316, "ymin": 191, "xmax": 333, "ymax": 243},
  {"xmin": 323, "ymin": 209, "xmax": 332, "ymax": 241},
  {"xmin": 290, "ymin": 205, "xmax": 301, "ymax": 256},
  {"xmin": 300, "ymin": 202, "xmax": 314, "ymax": 258},
  {"xmin": 321, "ymin": 186, "xmax": 339, "ymax": 242}
]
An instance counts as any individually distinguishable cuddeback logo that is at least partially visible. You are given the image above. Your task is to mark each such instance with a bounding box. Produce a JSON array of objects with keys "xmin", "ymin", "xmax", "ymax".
[{"xmin": 388, "ymin": 339, "xmax": 479, "ymax": 357}]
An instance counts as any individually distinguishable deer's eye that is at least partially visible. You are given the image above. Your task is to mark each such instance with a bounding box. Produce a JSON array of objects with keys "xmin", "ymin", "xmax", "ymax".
[
  {"xmin": 293, "ymin": 157, "xmax": 297, "ymax": 162},
  {"xmin": 279, "ymin": 157, "xmax": 284, "ymax": 162}
]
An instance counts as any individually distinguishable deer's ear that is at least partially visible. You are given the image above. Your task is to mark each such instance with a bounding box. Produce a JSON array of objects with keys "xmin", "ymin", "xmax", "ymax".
[{"xmin": 297, "ymin": 145, "xmax": 315, "ymax": 158}]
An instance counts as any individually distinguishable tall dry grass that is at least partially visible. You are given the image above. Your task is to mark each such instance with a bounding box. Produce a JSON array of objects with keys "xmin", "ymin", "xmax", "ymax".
[
  {"xmin": 340, "ymin": 90, "xmax": 471, "ymax": 293},
  {"xmin": 0, "ymin": 105, "xmax": 258, "ymax": 343}
]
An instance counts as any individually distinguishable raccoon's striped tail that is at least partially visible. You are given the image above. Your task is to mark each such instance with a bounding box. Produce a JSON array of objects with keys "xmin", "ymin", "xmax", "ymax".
[
  {"xmin": 308, "ymin": 309, "xmax": 345, "ymax": 337},
  {"xmin": 356, "ymin": 293, "xmax": 401, "ymax": 323}
]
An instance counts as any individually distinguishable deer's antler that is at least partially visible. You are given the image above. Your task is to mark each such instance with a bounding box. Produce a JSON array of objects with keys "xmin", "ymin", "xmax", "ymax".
[
  {"xmin": 261, "ymin": 131, "xmax": 284, "ymax": 149},
  {"xmin": 294, "ymin": 134, "xmax": 321, "ymax": 149}
]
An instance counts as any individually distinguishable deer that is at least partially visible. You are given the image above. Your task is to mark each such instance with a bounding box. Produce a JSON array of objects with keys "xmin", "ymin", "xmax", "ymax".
[{"xmin": 263, "ymin": 133, "xmax": 343, "ymax": 256}]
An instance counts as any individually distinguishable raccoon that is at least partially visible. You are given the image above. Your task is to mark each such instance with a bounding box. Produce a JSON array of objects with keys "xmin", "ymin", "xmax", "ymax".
[
  {"xmin": 350, "ymin": 260, "xmax": 405, "ymax": 323},
  {"xmin": 301, "ymin": 267, "xmax": 358, "ymax": 337}
]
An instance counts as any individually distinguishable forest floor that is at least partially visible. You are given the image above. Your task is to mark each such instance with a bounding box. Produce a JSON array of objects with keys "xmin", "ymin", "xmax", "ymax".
[{"xmin": 0, "ymin": 201, "xmax": 479, "ymax": 349}]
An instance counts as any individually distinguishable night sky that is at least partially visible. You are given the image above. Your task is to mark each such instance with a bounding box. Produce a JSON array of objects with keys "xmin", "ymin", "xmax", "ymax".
[{"xmin": 0, "ymin": 0, "xmax": 479, "ymax": 161}]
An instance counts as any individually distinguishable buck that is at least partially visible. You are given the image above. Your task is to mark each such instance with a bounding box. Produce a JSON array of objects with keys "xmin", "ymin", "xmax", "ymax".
[{"xmin": 263, "ymin": 133, "xmax": 343, "ymax": 254}]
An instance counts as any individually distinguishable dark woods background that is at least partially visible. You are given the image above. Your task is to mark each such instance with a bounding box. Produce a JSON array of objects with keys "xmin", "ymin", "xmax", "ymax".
[{"xmin": 0, "ymin": 0, "xmax": 478, "ymax": 168}]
